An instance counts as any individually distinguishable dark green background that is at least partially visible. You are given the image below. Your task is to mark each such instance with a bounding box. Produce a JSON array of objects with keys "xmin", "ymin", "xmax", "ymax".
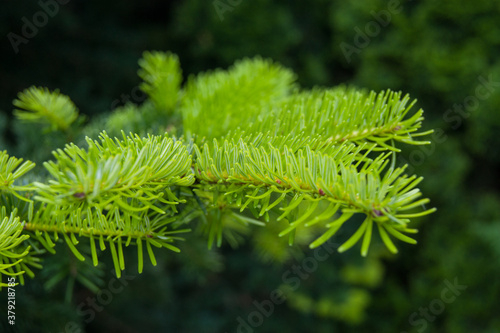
[{"xmin": 1, "ymin": 0, "xmax": 499, "ymax": 332}]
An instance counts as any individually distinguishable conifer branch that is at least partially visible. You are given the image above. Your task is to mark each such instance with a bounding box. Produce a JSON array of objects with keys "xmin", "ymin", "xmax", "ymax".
[
  {"xmin": 0, "ymin": 206, "xmax": 42, "ymax": 286},
  {"xmin": 0, "ymin": 209, "xmax": 30, "ymax": 286},
  {"xmin": 229, "ymin": 87, "xmax": 432, "ymax": 153},
  {"xmin": 192, "ymin": 139, "xmax": 435, "ymax": 255},
  {"xmin": 0, "ymin": 151, "xmax": 35, "ymax": 201},
  {"xmin": 181, "ymin": 57, "xmax": 297, "ymax": 140},
  {"xmin": 1, "ymin": 51, "xmax": 436, "ymax": 285},
  {"xmin": 138, "ymin": 51, "xmax": 182, "ymax": 113},
  {"xmin": 26, "ymin": 132, "xmax": 195, "ymax": 277},
  {"xmin": 13, "ymin": 87, "xmax": 79, "ymax": 132}
]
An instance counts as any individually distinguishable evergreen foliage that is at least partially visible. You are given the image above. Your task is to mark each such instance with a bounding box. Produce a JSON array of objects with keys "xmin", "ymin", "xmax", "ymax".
[
  {"xmin": 13, "ymin": 87, "xmax": 80, "ymax": 133},
  {"xmin": 138, "ymin": 51, "xmax": 182, "ymax": 114},
  {"xmin": 0, "ymin": 51, "xmax": 434, "ymax": 286},
  {"xmin": 1, "ymin": 1, "xmax": 498, "ymax": 332}
]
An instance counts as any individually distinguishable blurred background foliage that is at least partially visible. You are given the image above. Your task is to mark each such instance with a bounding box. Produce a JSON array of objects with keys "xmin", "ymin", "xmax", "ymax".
[{"xmin": 1, "ymin": 0, "xmax": 500, "ymax": 332}]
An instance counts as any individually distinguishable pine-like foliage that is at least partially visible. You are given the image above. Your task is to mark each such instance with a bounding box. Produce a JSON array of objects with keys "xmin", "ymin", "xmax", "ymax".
[
  {"xmin": 138, "ymin": 51, "xmax": 182, "ymax": 114},
  {"xmin": 0, "ymin": 51, "xmax": 435, "ymax": 285},
  {"xmin": 13, "ymin": 87, "xmax": 79, "ymax": 133}
]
